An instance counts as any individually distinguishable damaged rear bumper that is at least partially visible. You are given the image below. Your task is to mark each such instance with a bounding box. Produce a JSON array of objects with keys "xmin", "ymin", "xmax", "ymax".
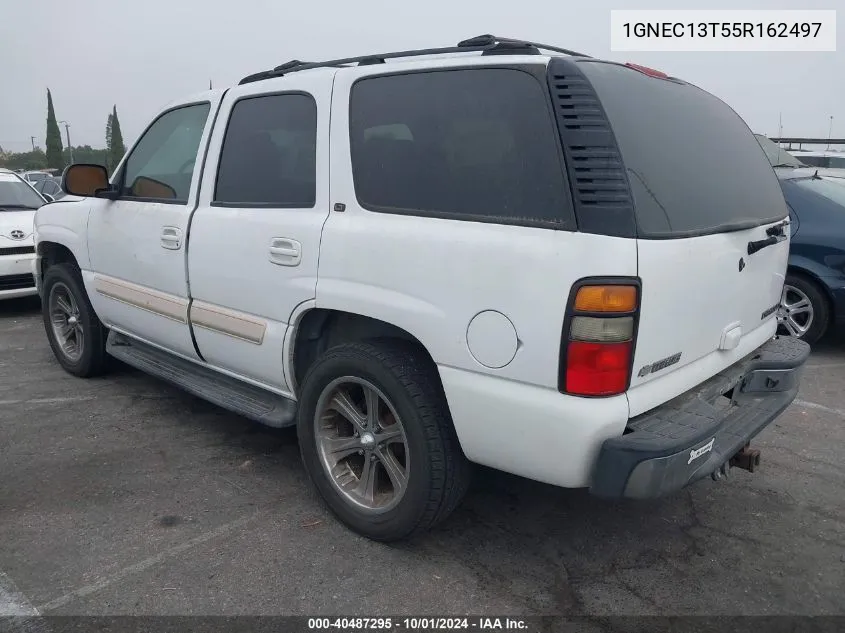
[{"xmin": 590, "ymin": 335, "xmax": 810, "ymax": 499}]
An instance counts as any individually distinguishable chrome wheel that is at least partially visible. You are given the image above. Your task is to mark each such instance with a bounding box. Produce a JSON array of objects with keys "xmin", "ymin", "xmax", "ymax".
[
  {"xmin": 49, "ymin": 281, "xmax": 84, "ymax": 362},
  {"xmin": 777, "ymin": 283, "xmax": 814, "ymax": 338},
  {"xmin": 314, "ymin": 377, "xmax": 409, "ymax": 514}
]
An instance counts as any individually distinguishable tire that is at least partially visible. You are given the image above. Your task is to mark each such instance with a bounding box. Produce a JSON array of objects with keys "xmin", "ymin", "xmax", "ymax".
[
  {"xmin": 779, "ymin": 272, "xmax": 830, "ymax": 345},
  {"xmin": 297, "ymin": 339, "xmax": 471, "ymax": 541},
  {"xmin": 42, "ymin": 263, "xmax": 109, "ymax": 377}
]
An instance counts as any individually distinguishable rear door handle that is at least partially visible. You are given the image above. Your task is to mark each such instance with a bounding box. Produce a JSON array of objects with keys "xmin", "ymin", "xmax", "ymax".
[
  {"xmin": 161, "ymin": 226, "xmax": 182, "ymax": 250},
  {"xmin": 269, "ymin": 238, "xmax": 301, "ymax": 266}
]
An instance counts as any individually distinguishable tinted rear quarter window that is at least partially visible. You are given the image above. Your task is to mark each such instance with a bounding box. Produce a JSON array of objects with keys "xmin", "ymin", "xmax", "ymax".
[
  {"xmin": 578, "ymin": 61, "xmax": 788, "ymax": 237},
  {"xmin": 349, "ymin": 68, "xmax": 573, "ymax": 227}
]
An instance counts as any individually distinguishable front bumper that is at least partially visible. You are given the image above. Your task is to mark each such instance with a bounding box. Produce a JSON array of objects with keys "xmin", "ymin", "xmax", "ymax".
[
  {"xmin": 590, "ymin": 336, "xmax": 810, "ymax": 499},
  {"xmin": 0, "ymin": 252, "xmax": 37, "ymax": 299}
]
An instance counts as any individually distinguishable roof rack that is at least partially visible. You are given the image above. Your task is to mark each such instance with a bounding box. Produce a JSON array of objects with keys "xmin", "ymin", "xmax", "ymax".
[{"xmin": 238, "ymin": 34, "xmax": 591, "ymax": 85}]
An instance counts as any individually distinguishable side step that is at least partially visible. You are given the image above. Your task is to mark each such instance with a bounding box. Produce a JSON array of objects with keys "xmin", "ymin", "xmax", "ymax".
[{"xmin": 106, "ymin": 331, "xmax": 297, "ymax": 428}]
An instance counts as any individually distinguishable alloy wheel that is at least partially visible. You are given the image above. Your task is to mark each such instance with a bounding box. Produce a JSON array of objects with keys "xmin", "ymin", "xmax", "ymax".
[
  {"xmin": 314, "ymin": 377, "xmax": 410, "ymax": 514},
  {"xmin": 777, "ymin": 283, "xmax": 814, "ymax": 338},
  {"xmin": 49, "ymin": 281, "xmax": 84, "ymax": 362}
]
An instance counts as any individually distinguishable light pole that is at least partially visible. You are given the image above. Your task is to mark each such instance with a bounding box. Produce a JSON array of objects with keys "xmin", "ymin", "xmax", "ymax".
[
  {"xmin": 827, "ymin": 116, "xmax": 834, "ymax": 151},
  {"xmin": 59, "ymin": 120, "xmax": 72, "ymax": 164}
]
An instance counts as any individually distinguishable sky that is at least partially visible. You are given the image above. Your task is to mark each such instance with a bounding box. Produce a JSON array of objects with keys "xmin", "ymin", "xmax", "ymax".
[{"xmin": 0, "ymin": 0, "xmax": 842, "ymax": 152}]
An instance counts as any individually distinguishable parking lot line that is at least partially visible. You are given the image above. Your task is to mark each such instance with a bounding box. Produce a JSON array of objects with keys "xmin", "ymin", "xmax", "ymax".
[
  {"xmin": 0, "ymin": 397, "xmax": 95, "ymax": 406},
  {"xmin": 793, "ymin": 398, "xmax": 845, "ymax": 418},
  {"xmin": 0, "ymin": 570, "xmax": 40, "ymax": 616},
  {"xmin": 35, "ymin": 512, "xmax": 260, "ymax": 613}
]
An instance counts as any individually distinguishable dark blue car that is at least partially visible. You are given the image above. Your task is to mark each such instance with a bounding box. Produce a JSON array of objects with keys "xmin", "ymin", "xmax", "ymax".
[
  {"xmin": 756, "ymin": 135, "xmax": 845, "ymax": 344},
  {"xmin": 777, "ymin": 171, "xmax": 845, "ymax": 343}
]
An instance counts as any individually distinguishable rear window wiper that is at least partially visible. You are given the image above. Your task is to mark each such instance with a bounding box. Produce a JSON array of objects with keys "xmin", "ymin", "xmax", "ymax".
[{"xmin": 747, "ymin": 220, "xmax": 790, "ymax": 255}]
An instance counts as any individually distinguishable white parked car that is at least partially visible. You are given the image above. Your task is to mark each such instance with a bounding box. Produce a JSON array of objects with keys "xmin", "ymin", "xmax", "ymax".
[
  {"xmin": 34, "ymin": 35, "xmax": 809, "ymax": 541},
  {"xmin": 1, "ymin": 168, "xmax": 51, "ymax": 300},
  {"xmin": 22, "ymin": 170, "xmax": 51, "ymax": 185}
]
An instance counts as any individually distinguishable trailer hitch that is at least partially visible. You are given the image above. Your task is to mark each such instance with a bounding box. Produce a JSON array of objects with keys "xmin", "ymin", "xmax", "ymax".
[{"xmin": 730, "ymin": 445, "xmax": 761, "ymax": 473}]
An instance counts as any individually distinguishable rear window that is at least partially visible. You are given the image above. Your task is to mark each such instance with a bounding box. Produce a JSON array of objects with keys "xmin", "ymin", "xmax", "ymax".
[
  {"xmin": 578, "ymin": 61, "xmax": 788, "ymax": 238},
  {"xmin": 349, "ymin": 68, "xmax": 573, "ymax": 227}
]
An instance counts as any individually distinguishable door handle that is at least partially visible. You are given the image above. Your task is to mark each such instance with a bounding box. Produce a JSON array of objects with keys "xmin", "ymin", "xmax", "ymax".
[
  {"xmin": 269, "ymin": 238, "xmax": 302, "ymax": 266},
  {"xmin": 161, "ymin": 226, "xmax": 182, "ymax": 250}
]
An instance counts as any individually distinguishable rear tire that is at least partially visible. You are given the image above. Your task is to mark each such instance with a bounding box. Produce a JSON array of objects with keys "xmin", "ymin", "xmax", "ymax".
[
  {"xmin": 297, "ymin": 339, "xmax": 471, "ymax": 541},
  {"xmin": 778, "ymin": 272, "xmax": 829, "ymax": 345},
  {"xmin": 42, "ymin": 263, "xmax": 109, "ymax": 377}
]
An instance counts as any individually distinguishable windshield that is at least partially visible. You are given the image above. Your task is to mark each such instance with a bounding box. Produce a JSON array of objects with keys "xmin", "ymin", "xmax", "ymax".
[
  {"xmin": 0, "ymin": 174, "xmax": 46, "ymax": 209},
  {"xmin": 754, "ymin": 134, "xmax": 806, "ymax": 167}
]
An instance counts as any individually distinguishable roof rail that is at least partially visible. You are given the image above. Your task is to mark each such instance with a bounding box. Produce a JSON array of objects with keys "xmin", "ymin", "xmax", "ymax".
[{"xmin": 238, "ymin": 34, "xmax": 591, "ymax": 85}]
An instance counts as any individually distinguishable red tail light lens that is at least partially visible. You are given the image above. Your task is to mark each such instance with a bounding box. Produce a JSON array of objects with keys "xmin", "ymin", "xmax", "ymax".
[
  {"xmin": 560, "ymin": 281, "xmax": 640, "ymax": 397},
  {"xmin": 625, "ymin": 62, "xmax": 669, "ymax": 79},
  {"xmin": 565, "ymin": 341, "xmax": 632, "ymax": 396}
]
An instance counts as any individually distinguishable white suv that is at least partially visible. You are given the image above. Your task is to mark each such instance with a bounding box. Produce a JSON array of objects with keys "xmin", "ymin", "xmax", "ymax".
[{"xmin": 35, "ymin": 36, "xmax": 809, "ymax": 541}]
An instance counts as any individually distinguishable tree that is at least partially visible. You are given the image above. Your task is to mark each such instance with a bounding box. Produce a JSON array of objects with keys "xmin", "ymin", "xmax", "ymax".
[
  {"xmin": 105, "ymin": 113, "xmax": 113, "ymax": 150},
  {"xmin": 45, "ymin": 89, "xmax": 64, "ymax": 170},
  {"xmin": 108, "ymin": 105, "xmax": 126, "ymax": 172},
  {"xmin": 0, "ymin": 149, "xmax": 48, "ymax": 171},
  {"xmin": 105, "ymin": 112, "xmax": 114, "ymax": 171}
]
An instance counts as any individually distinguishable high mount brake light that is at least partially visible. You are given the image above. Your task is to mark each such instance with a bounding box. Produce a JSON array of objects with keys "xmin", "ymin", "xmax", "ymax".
[
  {"xmin": 624, "ymin": 63, "xmax": 669, "ymax": 79},
  {"xmin": 560, "ymin": 282, "xmax": 640, "ymax": 397}
]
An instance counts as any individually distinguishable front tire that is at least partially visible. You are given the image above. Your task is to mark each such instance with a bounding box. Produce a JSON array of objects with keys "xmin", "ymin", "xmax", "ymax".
[
  {"xmin": 297, "ymin": 339, "xmax": 471, "ymax": 541},
  {"xmin": 778, "ymin": 273, "xmax": 829, "ymax": 345},
  {"xmin": 42, "ymin": 263, "xmax": 109, "ymax": 377}
]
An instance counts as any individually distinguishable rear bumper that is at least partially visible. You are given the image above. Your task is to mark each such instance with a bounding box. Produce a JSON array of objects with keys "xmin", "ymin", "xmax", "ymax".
[{"xmin": 590, "ymin": 336, "xmax": 810, "ymax": 499}]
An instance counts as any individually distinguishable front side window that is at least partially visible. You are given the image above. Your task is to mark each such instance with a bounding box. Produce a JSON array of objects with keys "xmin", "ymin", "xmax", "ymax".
[
  {"xmin": 349, "ymin": 68, "xmax": 571, "ymax": 226},
  {"xmin": 121, "ymin": 103, "xmax": 211, "ymax": 202},
  {"xmin": 214, "ymin": 93, "xmax": 317, "ymax": 207}
]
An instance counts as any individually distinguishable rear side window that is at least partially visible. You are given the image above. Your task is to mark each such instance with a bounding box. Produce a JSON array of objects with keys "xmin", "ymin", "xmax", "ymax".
[
  {"xmin": 215, "ymin": 93, "xmax": 317, "ymax": 208},
  {"xmin": 349, "ymin": 68, "xmax": 573, "ymax": 227},
  {"xmin": 578, "ymin": 61, "xmax": 788, "ymax": 238}
]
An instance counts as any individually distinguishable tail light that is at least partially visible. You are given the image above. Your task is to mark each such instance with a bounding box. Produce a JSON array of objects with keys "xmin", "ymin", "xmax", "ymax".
[
  {"xmin": 624, "ymin": 63, "xmax": 670, "ymax": 79},
  {"xmin": 559, "ymin": 280, "xmax": 640, "ymax": 397}
]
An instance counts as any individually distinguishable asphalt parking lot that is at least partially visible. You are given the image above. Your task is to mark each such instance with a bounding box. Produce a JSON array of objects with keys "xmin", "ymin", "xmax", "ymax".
[{"xmin": 1, "ymin": 295, "xmax": 843, "ymax": 617}]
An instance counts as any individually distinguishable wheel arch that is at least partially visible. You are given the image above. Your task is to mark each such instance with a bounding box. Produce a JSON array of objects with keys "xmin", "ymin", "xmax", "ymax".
[
  {"xmin": 288, "ymin": 307, "xmax": 438, "ymax": 396},
  {"xmin": 786, "ymin": 263, "xmax": 836, "ymax": 318},
  {"xmin": 36, "ymin": 241, "xmax": 83, "ymax": 287}
]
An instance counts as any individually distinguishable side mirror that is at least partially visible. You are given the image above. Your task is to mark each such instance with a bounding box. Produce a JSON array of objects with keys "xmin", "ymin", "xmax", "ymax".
[{"xmin": 62, "ymin": 164, "xmax": 116, "ymax": 199}]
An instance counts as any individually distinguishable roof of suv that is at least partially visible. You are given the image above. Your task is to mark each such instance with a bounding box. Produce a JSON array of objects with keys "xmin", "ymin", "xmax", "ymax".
[{"xmin": 237, "ymin": 34, "xmax": 594, "ymax": 86}]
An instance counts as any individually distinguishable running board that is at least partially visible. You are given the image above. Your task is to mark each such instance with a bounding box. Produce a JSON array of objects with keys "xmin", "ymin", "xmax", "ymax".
[{"xmin": 106, "ymin": 331, "xmax": 297, "ymax": 428}]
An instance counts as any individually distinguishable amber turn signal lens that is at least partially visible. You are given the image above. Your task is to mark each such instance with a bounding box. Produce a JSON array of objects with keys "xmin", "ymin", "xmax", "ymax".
[{"xmin": 574, "ymin": 285, "xmax": 637, "ymax": 313}]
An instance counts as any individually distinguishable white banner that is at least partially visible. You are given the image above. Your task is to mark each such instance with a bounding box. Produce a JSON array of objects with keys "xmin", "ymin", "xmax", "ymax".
[{"xmin": 610, "ymin": 10, "xmax": 837, "ymax": 52}]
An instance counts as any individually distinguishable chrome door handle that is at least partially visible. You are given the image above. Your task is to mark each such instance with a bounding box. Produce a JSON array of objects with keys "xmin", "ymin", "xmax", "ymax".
[
  {"xmin": 161, "ymin": 226, "xmax": 182, "ymax": 250},
  {"xmin": 269, "ymin": 238, "xmax": 301, "ymax": 266}
]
